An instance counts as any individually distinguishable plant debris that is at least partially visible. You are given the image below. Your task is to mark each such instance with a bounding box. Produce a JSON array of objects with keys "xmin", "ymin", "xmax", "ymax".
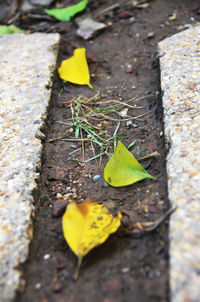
[{"xmin": 76, "ymin": 15, "xmax": 106, "ymax": 40}]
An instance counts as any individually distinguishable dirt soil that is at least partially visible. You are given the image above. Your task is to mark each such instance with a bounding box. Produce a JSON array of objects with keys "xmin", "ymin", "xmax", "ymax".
[{"xmin": 11, "ymin": 0, "xmax": 199, "ymax": 302}]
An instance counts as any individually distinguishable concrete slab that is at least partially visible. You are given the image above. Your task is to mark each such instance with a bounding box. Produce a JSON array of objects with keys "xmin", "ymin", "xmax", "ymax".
[
  {"xmin": 159, "ymin": 25, "xmax": 200, "ymax": 302},
  {"xmin": 0, "ymin": 33, "xmax": 60, "ymax": 302}
]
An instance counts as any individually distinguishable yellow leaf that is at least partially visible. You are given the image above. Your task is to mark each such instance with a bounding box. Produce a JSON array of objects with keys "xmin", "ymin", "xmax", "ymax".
[
  {"xmin": 62, "ymin": 198, "xmax": 121, "ymax": 279},
  {"xmin": 104, "ymin": 141, "xmax": 156, "ymax": 187},
  {"xmin": 58, "ymin": 48, "xmax": 93, "ymax": 89}
]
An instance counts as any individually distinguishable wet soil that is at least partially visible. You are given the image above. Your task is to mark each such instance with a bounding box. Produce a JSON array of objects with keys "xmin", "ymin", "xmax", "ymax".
[{"xmin": 14, "ymin": 0, "xmax": 199, "ymax": 301}]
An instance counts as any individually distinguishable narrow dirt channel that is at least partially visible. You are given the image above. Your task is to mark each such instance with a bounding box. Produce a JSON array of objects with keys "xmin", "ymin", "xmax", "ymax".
[{"xmin": 15, "ymin": 1, "xmax": 198, "ymax": 301}]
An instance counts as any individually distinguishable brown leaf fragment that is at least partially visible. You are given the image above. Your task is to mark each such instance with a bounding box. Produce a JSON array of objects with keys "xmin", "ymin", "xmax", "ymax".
[
  {"xmin": 87, "ymin": 55, "xmax": 97, "ymax": 63},
  {"xmin": 121, "ymin": 208, "xmax": 176, "ymax": 237}
]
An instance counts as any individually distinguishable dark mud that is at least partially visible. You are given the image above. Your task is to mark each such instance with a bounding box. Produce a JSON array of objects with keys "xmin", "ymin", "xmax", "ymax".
[{"xmin": 13, "ymin": 0, "xmax": 199, "ymax": 301}]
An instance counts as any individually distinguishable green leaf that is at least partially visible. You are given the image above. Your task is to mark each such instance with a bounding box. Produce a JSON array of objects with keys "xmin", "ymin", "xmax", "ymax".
[
  {"xmin": 104, "ymin": 141, "xmax": 156, "ymax": 187},
  {"xmin": 0, "ymin": 25, "xmax": 23, "ymax": 35},
  {"xmin": 45, "ymin": 0, "xmax": 88, "ymax": 22}
]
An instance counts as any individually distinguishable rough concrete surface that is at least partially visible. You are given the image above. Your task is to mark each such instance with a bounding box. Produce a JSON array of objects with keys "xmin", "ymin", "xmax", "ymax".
[
  {"xmin": 159, "ymin": 25, "xmax": 200, "ymax": 302},
  {"xmin": 0, "ymin": 33, "xmax": 59, "ymax": 302}
]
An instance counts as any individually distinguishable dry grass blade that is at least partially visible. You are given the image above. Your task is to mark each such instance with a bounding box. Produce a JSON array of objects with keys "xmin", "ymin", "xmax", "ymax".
[
  {"xmin": 121, "ymin": 208, "xmax": 177, "ymax": 237},
  {"xmin": 49, "ymin": 92, "xmax": 155, "ymax": 163}
]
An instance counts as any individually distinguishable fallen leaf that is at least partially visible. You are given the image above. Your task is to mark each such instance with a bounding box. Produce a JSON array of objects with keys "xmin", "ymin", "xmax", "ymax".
[
  {"xmin": 45, "ymin": 0, "xmax": 88, "ymax": 22},
  {"xmin": 62, "ymin": 198, "xmax": 121, "ymax": 279},
  {"xmin": 76, "ymin": 15, "xmax": 106, "ymax": 40},
  {"xmin": 58, "ymin": 48, "xmax": 93, "ymax": 89},
  {"xmin": 0, "ymin": 25, "xmax": 22, "ymax": 35},
  {"xmin": 104, "ymin": 141, "xmax": 156, "ymax": 187}
]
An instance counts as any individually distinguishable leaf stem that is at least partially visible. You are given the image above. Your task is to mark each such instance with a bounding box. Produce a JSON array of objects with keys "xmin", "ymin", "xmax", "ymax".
[{"xmin": 74, "ymin": 256, "xmax": 83, "ymax": 280}]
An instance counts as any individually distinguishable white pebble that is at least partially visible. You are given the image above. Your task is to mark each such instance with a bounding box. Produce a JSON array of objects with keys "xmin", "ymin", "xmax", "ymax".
[{"xmin": 43, "ymin": 254, "xmax": 50, "ymax": 260}]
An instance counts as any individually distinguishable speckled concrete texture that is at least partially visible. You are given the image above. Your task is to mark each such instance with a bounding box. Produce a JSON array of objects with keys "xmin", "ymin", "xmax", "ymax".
[
  {"xmin": 0, "ymin": 33, "xmax": 59, "ymax": 302},
  {"xmin": 159, "ymin": 25, "xmax": 200, "ymax": 302}
]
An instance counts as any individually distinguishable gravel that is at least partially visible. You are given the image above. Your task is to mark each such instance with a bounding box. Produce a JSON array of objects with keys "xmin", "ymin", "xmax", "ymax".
[
  {"xmin": 159, "ymin": 25, "xmax": 200, "ymax": 302},
  {"xmin": 0, "ymin": 33, "xmax": 60, "ymax": 302}
]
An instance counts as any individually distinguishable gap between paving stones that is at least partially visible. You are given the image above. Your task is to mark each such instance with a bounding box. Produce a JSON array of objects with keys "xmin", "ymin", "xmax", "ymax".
[
  {"xmin": 0, "ymin": 33, "xmax": 60, "ymax": 302},
  {"xmin": 2, "ymin": 20, "xmax": 199, "ymax": 302}
]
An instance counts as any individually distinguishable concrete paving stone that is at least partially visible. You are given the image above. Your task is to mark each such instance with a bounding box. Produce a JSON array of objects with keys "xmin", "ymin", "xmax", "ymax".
[
  {"xmin": 159, "ymin": 25, "xmax": 200, "ymax": 302},
  {"xmin": 0, "ymin": 33, "xmax": 60, "ymax": 302}
]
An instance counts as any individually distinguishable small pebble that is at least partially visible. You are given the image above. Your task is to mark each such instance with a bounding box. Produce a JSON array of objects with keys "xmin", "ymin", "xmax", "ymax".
[
  {"xmin": 126, "ymin": 64, "xmax": 133, "ymax": 73},
  {"xmin": 92, "ymin": 175, "xmax": 102, "ymax": 183},
  {"xmin": 43, "ymin": 254, "xmax": 50, "ymax": 260},
  {"xmin": 119, "ymin": 108, "xmax": 128, "ymax": 117},
  {"xmin": 188, "ymin": 82, "xmax": 195, "ymax": 90},
  {"xmin": 183, "ymin": 23, "xmax": 192, "ymax": 29},
  {"xmin": 148, "ymin": 205, "xmax": 157, "ymax": 213},
  {"xmin": 53, "ymin": 282, "xmax": 62, "ymax": 293},
  {"xmin": 52, "ymin": 199, "xmax": 68, "ymax": 217},
  {"xmin": 56, "ymin": 193, "xmax": 62, "ymax": 198},
  {"xmin": 147, "ymin": 32, "xmax": 155, "ymax": 39},
  {"xmin": 169, "ymin": 14, "xmax": 177, "ymax": 21},
  {"xmin": 129, "ymin": 16, "xmax": 136, "ymax": 23},
  {"xmin": 105, "ymin": 201, "xmax": 116, "ymax": 209},
  {"xmin": 121, "ymin": 267, "xmax": 130, "ymax": 274},
  {"xmin": 103, "ymin": 181, "xmax": 109, "ymax": 188},
  {"xmin": 70, "ymin": 144, "xmax": 77, "ymax": 149},
  {"xmin": 121, "ymin": 215, "xmax": 130, "ymax": 228},
  {"xmin": 177, "ymin": 25, "xmax": 184, "ymax": 31},
  {"xmin": 72, "ymin": 192, "xmax": 78, "ymax": 198},
  {"xmin": 126, "ymin": 120, "xmax": 133, "ymax": 127},
  {"xmin": 148, "ymin": 271, "xmax": 155, "ymax": 279},
  {"xmin": 33, "ymin": 119, "xmax": 42, "ymax": 125},
  {"xmin": 35, "ymin": 283, "xmax": 42, "ymax": 290},
  {"xmin": 63, "ymin": 193, "xmax": 72, "ymax": 200}
]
